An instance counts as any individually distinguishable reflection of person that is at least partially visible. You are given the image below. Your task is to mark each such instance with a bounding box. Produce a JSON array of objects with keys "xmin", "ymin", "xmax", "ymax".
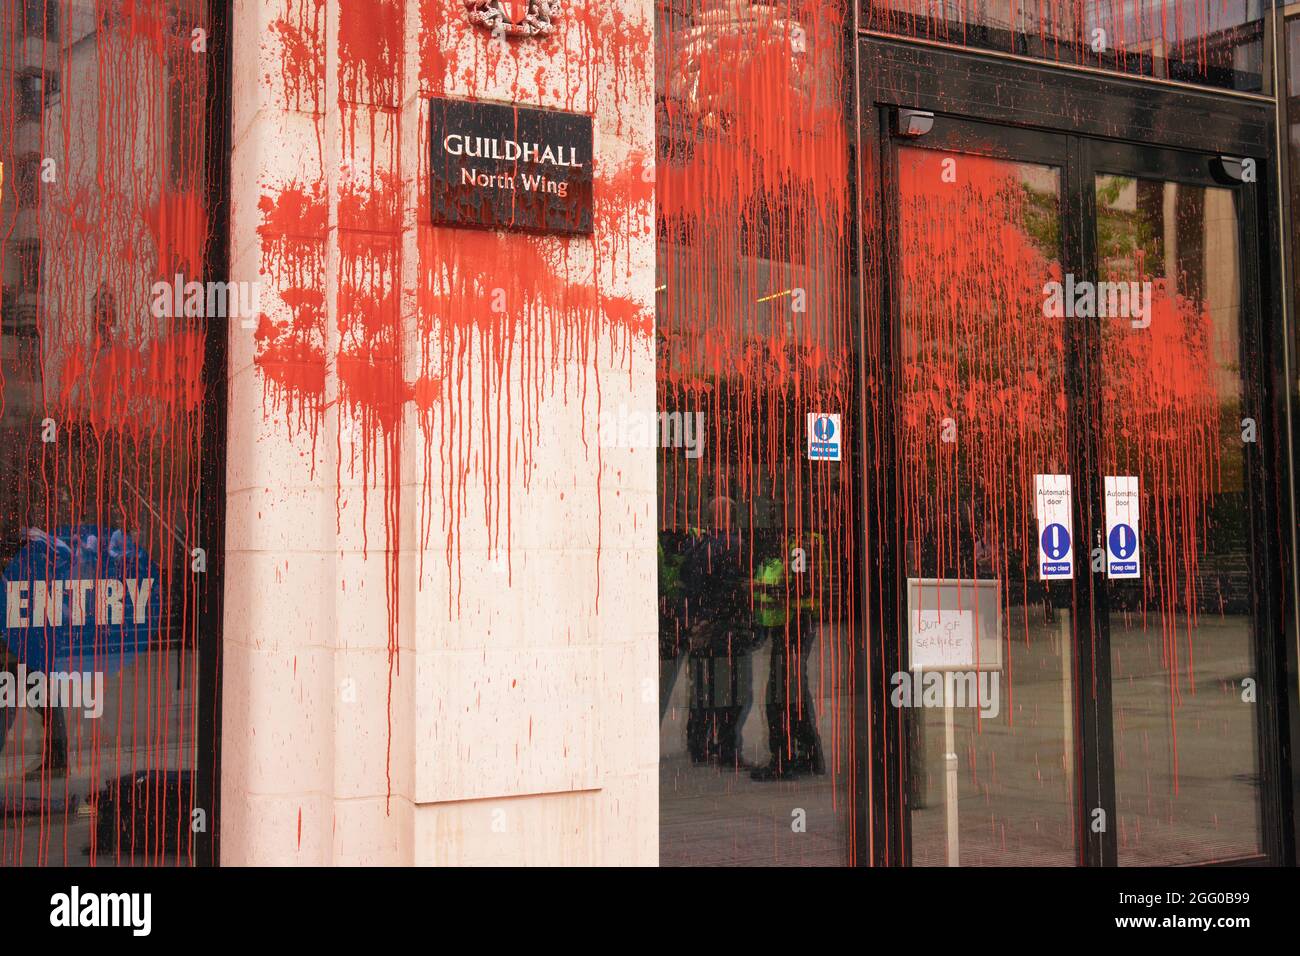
[
  {"xmin": 0, "ymin": 639, "xmax": 69, "ymax": 781},
  {"xmin": 0, "ymin": 502, "xmax": 76, "ymax": 783},
  {"xmin": 681, "ymin": 496, "xmax": 754, "ymax": 770},
  {"xmin": 751, "ymin": 531, "xmax": 825, "ymax": 781},
  {"xmin": 658, "ymin": 533, "xmax": 691, "ymax": 723},
  {"xmin": 972, "ymin": 510, "xmax": 995, "ymax": 574}
]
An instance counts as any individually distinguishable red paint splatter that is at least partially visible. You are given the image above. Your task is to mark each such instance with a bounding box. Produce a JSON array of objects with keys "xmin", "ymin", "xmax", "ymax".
[
  {"xmin": 865, "ymin": 0, "xmax": 1262, "ymax": 88},
  {"xmin": 656, "ymin": 1, "xmax": 859, "ymax": 863},
  {"xmin": 0, "ymin": 0, "xmax": 215, "ymax": 865},
  {"xmin": 249, "ymin": 0, "xmax": 656, "ymax": 808}
]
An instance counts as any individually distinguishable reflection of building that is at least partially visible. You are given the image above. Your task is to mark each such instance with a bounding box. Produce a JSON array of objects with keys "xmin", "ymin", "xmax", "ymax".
[
  {"xmin": 867, "ymin": 0, "xmax": 1267, "ymax": 86},
  {"xmin": 0, "ymin": 2, "xmax": 61, "ymax": 428},
  {"xmin": 0, "ymin": 1, "xmax": 209, "ymax": 867}
]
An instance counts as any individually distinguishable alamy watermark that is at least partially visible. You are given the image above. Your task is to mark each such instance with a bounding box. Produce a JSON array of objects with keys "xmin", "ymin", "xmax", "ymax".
[
  {"xmin": 1043, "ymin": 274, "xmax": 1152, "ymax": 329},
  {"xmin": 0, "ymin": 665, "xmax": 104, "ymax": 719},
  {"xmin": 151, "ymin": 274, "xmax": 261, "ymax": 327},
  {"xmin": 890, "ymin": 669, "xmax": 1000, "ymax": 718},
  {"xmin": 50, "ymin": 886, "xmax": 151, "ymax": 936},
  {"xmin": 599, "ymin": 407, "xmax": 704, "ymax": 459}
]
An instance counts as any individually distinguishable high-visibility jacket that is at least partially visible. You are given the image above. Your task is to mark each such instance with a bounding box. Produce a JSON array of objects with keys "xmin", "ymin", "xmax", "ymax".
[
  {"xmin": 753, "ymin": 532, "xmax": 824, "ymax": 627},
  {"xmin": 659, "ymin": 538, "xmax": 684, "ymax": 602}
]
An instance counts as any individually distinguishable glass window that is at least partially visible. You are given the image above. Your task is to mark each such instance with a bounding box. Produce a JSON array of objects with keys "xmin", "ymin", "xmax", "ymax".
[
  {"xmin": 13, "ymin": 155, "xmax": 40, "ymax": 210},
  {"xmin": 864, "ymin": 0, "xmax": 1270, "ymax": 93},
  {"xmin": 15, "ymin": 72, "xmax": 58, "ymax": 122},
  {"xmin": 20, "ymin": 1, "xmax": 61, "ymax": 41},
  {"xmin": 1096, "ymin": 174, "xmax": 1263, "ymax": 863},
  {"xmin": 896, "ymin": 147, "xmax": 1076, "ymax": 865},
  {"xmin": 0, "ymin": 1, "xmax": 216, "ymax": 866},
  {"xmin": 15, "ymin": 240, "xmax": 41, "ymax": 292},
  {"xmin": 656, "ymin": 0, "xmax": 861, "ymax": 866}
]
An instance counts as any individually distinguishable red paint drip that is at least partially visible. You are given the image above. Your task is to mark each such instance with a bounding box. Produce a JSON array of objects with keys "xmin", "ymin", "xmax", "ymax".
[{"xmin": 249, "ymin": 0, "xmax": 656, "ymax": 810}]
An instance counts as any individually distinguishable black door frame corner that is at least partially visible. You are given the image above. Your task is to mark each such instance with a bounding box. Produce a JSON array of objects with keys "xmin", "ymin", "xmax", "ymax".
[{"xmin": 852, "ymin": 32, "xmax": 1298, "ymax": 867}]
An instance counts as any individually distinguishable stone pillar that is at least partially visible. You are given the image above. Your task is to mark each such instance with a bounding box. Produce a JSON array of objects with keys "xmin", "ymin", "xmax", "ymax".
[{"xmin": 221, "ymin": 0, "xmax": 657, "ymax": 865}]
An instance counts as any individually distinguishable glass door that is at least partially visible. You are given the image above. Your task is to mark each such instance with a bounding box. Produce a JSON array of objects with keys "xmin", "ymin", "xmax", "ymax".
[
  {"xmin": 892, "ymin": 120, "xmax": 1086, "ymax": 866},
  {"xmin": 1084, "ymin": 139, "xmax": 1268, "ymax": 864},
  {"xmin": 888, "ymin": 116, "xmax": 1278, "ymax": 866}
]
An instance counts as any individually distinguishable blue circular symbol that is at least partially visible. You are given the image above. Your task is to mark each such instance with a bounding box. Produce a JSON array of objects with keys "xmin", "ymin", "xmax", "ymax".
[
  {"xmin": 1109, "ymin": 523, "xmax": 1136, "ymax": 559},
  {"xmin": 1041, "ymin": 523, "xmax": 1070, "ymax": 560},
  {"xmin": 814, "ymin": 416, "xmax": 835, "ymax": 441},
  {"xmin": 0, "ymin": 526, "xmax": 161, "ymax": 674}
]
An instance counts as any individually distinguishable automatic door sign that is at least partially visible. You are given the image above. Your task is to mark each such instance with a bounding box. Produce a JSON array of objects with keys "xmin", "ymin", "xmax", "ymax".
[
  {"xmin": 1034, "ymin": 474, "xmax": 1074, "ymax": 580},
  {"xmin": 0, "ymin": 526, "xmax": 160, "ymax": 674},
  {"xmin": 807, "ymin": 413, "xmax": 841, "ymax": 461},
  {"xmin": 1104, "ymin": 476, "xmax": 1141, "ymax": 579}
]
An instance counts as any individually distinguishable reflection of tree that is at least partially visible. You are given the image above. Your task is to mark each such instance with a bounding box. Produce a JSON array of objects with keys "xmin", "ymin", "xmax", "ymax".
[
  {"xmin": 1094, "ymin": 179, "xmax": 1248, "ymax": 668},
  {"xmin": 1019, "ymin": 180, "xmax": 1060, "ymax": 262},
  {"xmin": 1096, "ymin": 175, "xmax": 1160, "ymax": 279}
]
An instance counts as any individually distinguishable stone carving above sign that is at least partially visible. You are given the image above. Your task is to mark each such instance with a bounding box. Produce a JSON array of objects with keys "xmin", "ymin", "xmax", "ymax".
[{"xmin": 464, "ymin": 0, "xmax": 561, "ymax": 39}]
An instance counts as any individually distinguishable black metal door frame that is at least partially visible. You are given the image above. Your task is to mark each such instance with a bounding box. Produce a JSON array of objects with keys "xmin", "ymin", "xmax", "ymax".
[
  {"xmin": 852, "ymin": 33, "xmax": 1297, "ymax": 867},
  {"xmin": 1082, "ymin": 135, "xmax": 1288, "ymax": 866},
  {"xmin": 194, "ymin": 0, "xmax": 233, "ymax": 868}
]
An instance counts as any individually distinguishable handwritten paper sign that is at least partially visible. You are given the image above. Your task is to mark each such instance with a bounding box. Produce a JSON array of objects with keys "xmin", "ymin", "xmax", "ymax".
[
  {"xmin": 910, "ymin": 609, "xmax": 975, "ymax": 671},
  {"xmin": 906, "ymin": 577, "xmax": 1003, "ymax": 673}
]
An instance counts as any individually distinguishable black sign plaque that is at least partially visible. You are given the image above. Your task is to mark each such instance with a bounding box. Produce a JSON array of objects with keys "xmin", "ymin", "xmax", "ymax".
[{"xmin": 429, "ymin": 97, "xmax": 593, "ymax": 236}]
